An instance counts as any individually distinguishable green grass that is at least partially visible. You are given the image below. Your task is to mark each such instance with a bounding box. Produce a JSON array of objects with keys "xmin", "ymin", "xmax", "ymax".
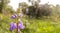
[{"xmin": 0, "ymin": 14, "xmax": 60, "ymax": 33}]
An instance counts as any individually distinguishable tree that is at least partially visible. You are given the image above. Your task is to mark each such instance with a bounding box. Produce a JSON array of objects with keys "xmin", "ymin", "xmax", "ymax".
[
  {"xmin": 19, "ymin": 2, "xmax": 28, "ymax": 8},
  {"xmin": 25, "ymin": 3, "xmax": 51, "ymax": 18},
  {"xmin": 0, "ymin": 0, "xmax": 10, "ymax": 13},
  {"xmin": 5, "ymin": 5, "xmax": 14, "ymax": 14},
  {"xmin": 19, "ymin": 2, "xmax": 28, "ymax": 14},
  {"xmin": 28, "ymin": 0, "xmax": 40, "ymax": 5},
  {"xmin": 0, "ymin": 0, "xmax": 4, "ymax": 13}
]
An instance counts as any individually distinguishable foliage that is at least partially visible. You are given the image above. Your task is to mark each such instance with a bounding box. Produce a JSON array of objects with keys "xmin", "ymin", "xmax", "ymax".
[
  {"xmin": 5, "ymin": 5, "xmax": 15, "ymax": 14},
  {"xmin": 23, "ymin": 4, "xmax": 51, "ymax": 18},
  {"xmin": 19, "ymin": 2, "xmax": 28, "ymax": 8},
  {"xmin": 0, "ymin": 14, "xmax": 60, "ymax": 33},
  {"xmin": 0, "ymin": 0, "xmax": 60, "ymax": 33},
  {"xmin": 0, "ymin": 0, "xmax": 10, "ymax": 13}
]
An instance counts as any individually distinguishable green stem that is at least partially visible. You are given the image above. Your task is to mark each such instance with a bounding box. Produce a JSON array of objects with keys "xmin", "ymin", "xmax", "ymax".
[
  {"xmin": 16, "ymin": 22, "xmax": 18, "ymax": 33},
  {"xmin": 16, "ymin": 13, "xmax": 18, "ymax": 33}
]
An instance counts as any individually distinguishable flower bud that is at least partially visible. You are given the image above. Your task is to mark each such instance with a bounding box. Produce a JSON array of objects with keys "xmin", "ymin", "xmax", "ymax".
[{"xmin": 11, "ymin": 14, "xmax": 17, "ymax": 19}]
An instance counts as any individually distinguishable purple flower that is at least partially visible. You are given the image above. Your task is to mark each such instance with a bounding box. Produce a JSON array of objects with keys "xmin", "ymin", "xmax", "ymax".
[
  {"xmin": 11, "ymin": 14, "xmax": 17, "ymax": 19},
  {"xmin": 9, "ymin": 22, "xmax": 16, "ymax": 31},
  {"xmin": 18, "ymin": 22, "xmax": 25, "ymax": 29},
  {"xmin": 9, "ymin": 22, "xmax": 25, "ymax": 31}
]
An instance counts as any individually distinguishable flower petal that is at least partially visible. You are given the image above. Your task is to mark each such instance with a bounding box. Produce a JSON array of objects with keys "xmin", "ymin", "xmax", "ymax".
[{"xmin": 9, "ymin": 22, "xmax": 16, "ymax": 31}]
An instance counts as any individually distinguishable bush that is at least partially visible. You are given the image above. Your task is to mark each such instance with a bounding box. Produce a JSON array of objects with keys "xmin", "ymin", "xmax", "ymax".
[{"xmin": 23, "ymin": 4, "xmax": 51, "ymax": 18}]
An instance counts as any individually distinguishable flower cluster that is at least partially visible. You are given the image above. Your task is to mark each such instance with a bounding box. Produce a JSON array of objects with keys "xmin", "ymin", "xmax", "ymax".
[
  {"xmin": 10, "ymin": 21, "xmax": 25, "ymax": 31},
  {"xmin": 9, "ymin": 12, "xmax": 25, "ymax": 32},
  {"xmin": 11, "ymin": 13, "xmax": 23, "ymax": 19}
]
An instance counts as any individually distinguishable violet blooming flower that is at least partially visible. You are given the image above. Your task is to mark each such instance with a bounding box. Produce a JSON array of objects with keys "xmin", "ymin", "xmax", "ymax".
[
  {"xmin": 9, "ymin": 22, "xmax": 16, "ymax": 31},
  {"xmin": 9, "ymin": 22, "xmax": 25, "ymax": 31},
  {"xmin": 18, "ymin": 22, "xmax": 25, "ymax": 29},
  {"xmin": 11, "ymin": 14, "xmax": 17, "ymax": 19}
]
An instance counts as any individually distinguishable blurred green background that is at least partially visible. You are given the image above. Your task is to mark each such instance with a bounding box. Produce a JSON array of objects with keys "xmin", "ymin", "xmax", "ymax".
[{"xmin": 0, "ymin": 0, "xmax": 60, "ymax": 33}]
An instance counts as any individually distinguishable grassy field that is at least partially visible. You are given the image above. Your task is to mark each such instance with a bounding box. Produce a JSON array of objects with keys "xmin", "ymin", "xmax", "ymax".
[{"xmin": 0, "ymin": 14, "xmax": 60, "ymax": 33}]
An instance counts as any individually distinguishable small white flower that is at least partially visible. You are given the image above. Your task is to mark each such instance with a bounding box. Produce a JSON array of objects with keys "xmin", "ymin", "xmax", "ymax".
[{"xmin": 18, "ymin": 19, "xmax": 21, "ymax": 22}]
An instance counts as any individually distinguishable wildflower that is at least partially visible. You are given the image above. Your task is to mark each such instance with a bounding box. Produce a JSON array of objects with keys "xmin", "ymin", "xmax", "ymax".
[
  {"xmin": 11, "ymin": 14, "xmax": 17, "ymax": 19},
  {"xmin": 9, "ymin": 22, "xmax": 16, "ymax": 31},
  {"xmin": 18, "ymin": 22, "xmax": 25, "ymax": 29},
  {"xmin": 9, "ymin": 22, "xmax": 25, "ymax": 31}
]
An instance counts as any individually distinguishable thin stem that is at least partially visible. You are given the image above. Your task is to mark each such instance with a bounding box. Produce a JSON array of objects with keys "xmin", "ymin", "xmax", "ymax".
[
  {"xmin": 16, "ymin": 22, "xmax": 18, "ymax": 33},
  {"xmin": 11, "ymin": 31, "xmax": 12, "ymax": 33},
  {"xmin": 16, "ymin": 12, "xmax": 18, "ymax": 33}
]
